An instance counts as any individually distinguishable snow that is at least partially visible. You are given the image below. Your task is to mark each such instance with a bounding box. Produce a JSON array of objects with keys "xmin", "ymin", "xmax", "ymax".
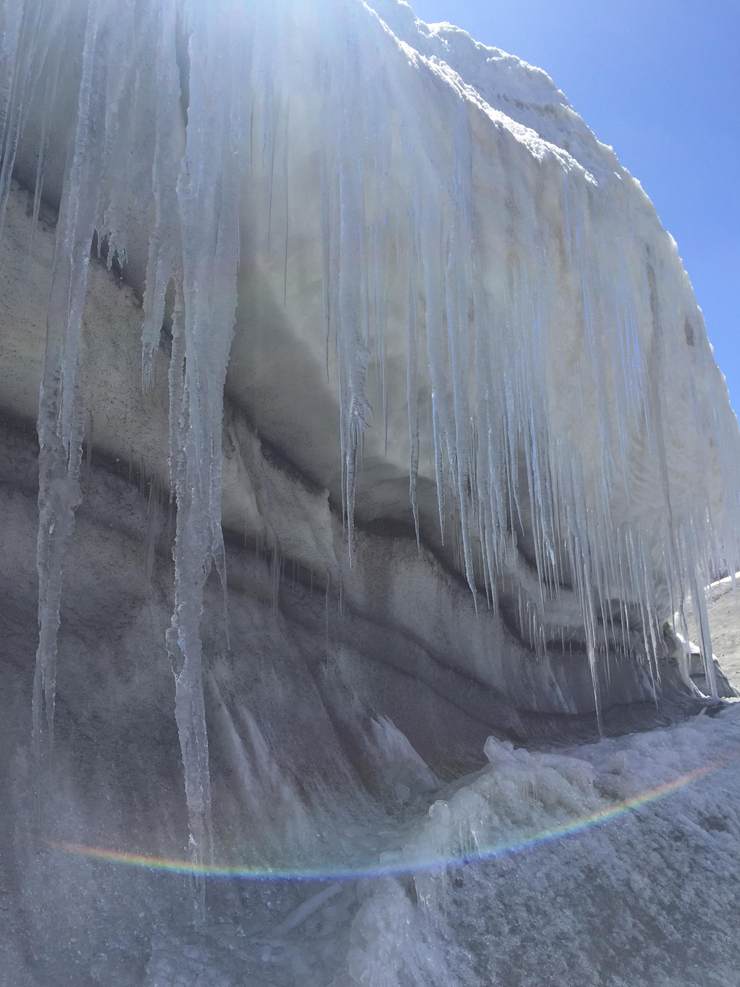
[
  {"xmin": 349, "ymin": 703, "xmax": 740, "ymax": 986},
  {"xmin": 1, "ymin": 0, "xmax": 740, "ymax": 980}
]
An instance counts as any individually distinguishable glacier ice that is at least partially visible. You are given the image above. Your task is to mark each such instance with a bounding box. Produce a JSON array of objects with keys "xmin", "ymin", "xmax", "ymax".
[
  {"xmin": 5, "ymin": 0, "xmax": 739, "ymax": 753},
  {"xmin": 1, "ymin": 0, "xmax": 740, "ymax": 981}
]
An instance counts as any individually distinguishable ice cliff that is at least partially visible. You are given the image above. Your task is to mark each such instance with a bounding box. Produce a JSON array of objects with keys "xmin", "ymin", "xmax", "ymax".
[{"xmin": 1, "ymin": 1, "xmax": 739, "ymax": 983}]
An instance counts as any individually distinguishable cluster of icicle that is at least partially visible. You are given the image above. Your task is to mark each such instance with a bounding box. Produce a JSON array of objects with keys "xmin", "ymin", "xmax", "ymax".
[
  {"xmin": 0, "ymin": 0, "xmax": 250, "ymax": 898},
  {"xmin": 1, "ymin": 0, "xmax": 739, "ymax": 891}
]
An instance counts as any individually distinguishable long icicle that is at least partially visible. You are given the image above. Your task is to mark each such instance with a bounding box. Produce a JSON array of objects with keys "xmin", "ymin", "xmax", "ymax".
[{"xmin": 33, "ymin": 0, "xmax": 107, "ymax": 761}]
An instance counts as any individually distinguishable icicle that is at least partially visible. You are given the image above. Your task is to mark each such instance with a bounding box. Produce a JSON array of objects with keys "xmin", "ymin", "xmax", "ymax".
[
  {"xmin": 160, "ymin": 0, "xmax": 248, "ymax": 915},
  {"xmin": 29, "ymin": 41, "xmax": 62, "ymax": 255},
  {"xmin": 690, "ymin": 558, "xmax": 718, "ymax": 701},
  {"xmin": 33, "ymin": 0, "xmax": 109, "ymax": 759},
  {"xmin": 0, "ymin": 0, "xmax": 27, "ymax": 233},
  {"xmin": 140, "ymin": 0, "xmax": 181, "ymax": 387},
  {"xmin": 406, "ymin": 208, "xmax": 421, "ymax": 546},
  {"xmin": 333, "ymin": 32, "xmax": 372, "ymax": 562}
]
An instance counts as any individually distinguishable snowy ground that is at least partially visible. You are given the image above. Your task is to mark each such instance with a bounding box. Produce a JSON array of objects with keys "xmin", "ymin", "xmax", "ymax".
[
  {"xmin": 96, "ymin": 699, "xmax": 740, "ymax": 987},
  {"xmin": 134, "ymin": 578, "xmax": 740, "ymax": 986},
  {"xmin": 9, "ymin": 648, "xmax": 740, "ymax": 985}
]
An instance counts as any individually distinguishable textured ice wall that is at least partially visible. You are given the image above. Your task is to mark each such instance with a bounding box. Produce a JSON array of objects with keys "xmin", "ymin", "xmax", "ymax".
[
  {"xmin": 2, "ymin": 0, "xmax": 740, "ymax": 885},
  {"xmin": 1, "ymin": 409, "xmax": 739, "ymax": 986}
]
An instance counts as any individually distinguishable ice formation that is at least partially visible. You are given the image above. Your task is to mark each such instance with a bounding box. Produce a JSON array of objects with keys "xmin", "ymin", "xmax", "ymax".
[{"xmin": 1, "ymin": 0, "xmax": 739, "ymax": 982}]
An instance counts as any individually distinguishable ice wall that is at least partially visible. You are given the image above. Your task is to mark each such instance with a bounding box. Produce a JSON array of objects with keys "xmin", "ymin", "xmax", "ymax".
[{"xmin": 2, "ymin": 0, "xmax": 739, "ymax": 885}]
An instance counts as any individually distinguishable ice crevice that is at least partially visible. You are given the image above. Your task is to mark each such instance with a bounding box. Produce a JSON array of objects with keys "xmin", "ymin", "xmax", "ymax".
[{"xmin": 1, "ymin": 0, "xmax": 740, "ymax": 901}]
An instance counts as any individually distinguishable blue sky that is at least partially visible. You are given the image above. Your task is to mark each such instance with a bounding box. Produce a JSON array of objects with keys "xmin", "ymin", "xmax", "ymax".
[{"xmin": 411, "ymin": 0, "xmax": 740, "ymax": 413}]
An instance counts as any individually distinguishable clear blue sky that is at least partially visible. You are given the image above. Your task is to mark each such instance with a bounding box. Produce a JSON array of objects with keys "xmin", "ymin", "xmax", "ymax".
[{"xmin": 411, "ymin": 0, "xmax": 740, "ymax": 414}]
